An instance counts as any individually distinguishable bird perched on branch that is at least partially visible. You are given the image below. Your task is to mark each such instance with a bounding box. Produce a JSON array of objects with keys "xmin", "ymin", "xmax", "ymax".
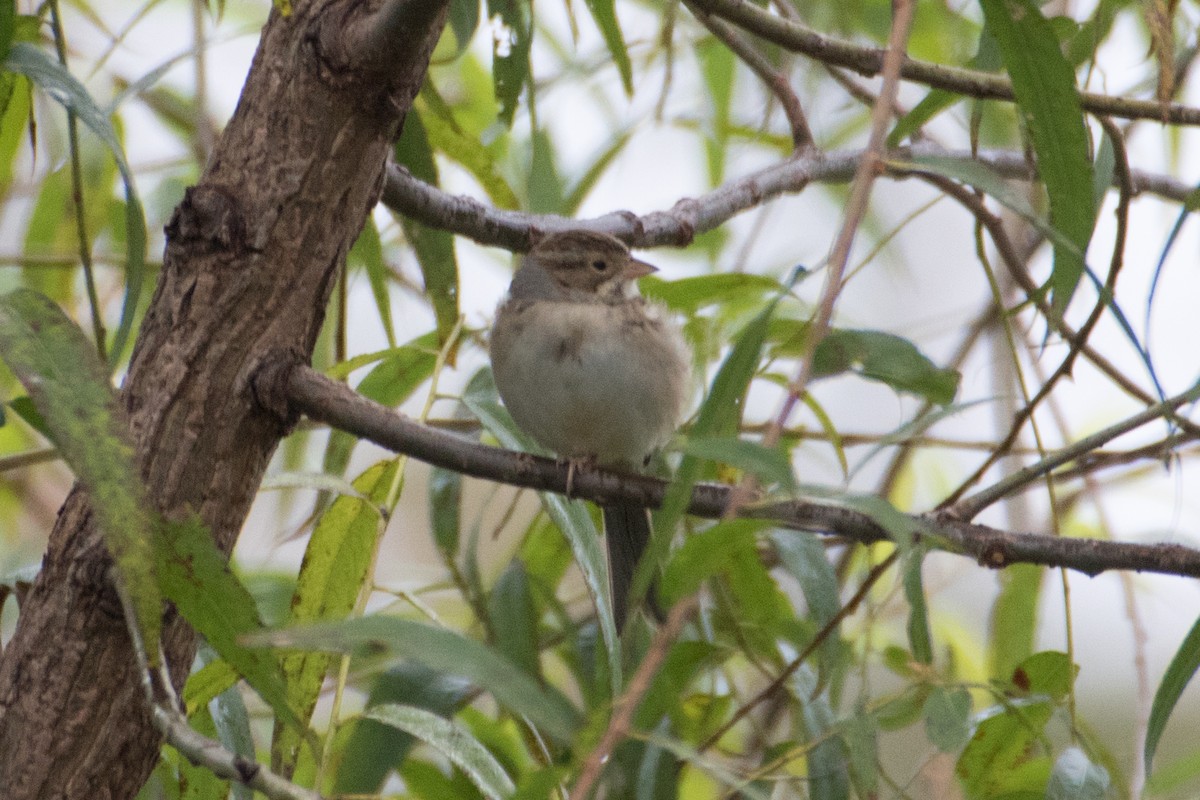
[{"xmin": 489, "ymin": 230, "xmax": 690, "ymax": 630}]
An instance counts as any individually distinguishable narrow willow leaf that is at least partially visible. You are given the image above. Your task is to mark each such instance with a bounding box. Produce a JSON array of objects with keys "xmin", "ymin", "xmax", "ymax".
[
  {"xmin": 348, "ymin": 218, "xmax": 396, "ymax": 348},
  {"xmin": 979, "ymin": 0, "xmax": 1095, "ymax": 316},
  {"xmin": 271, "ymin": 461, "xmax": 393, "ymax": 775},
  {"xmin": 488, "ymin": 560, "xmax": 540, "ymax": 680},
  {"xmin": 681, "ymin": 436, "xmax": 797, "ymax": 493},
  {"xmin": 528, "ymin": 128, "xmax": 564, "ymax": 213},
  {"xmin": 335, "ymin": 665, "xmax": 472, "ymax": 794},
  {"xmin": 429, "ymin": 463, "xmax": 463, "ymax": 555},
  {"xmin": 253, "ymin": 615, "xmax": 582, "ymax": 743},
  {"xmin": 448, "ymin": 0, "xmax": 481, "ymax": 55},
  {"xmin": 584, "ymin": 0, "xmax": 632, "ymax": 94},
  {"xmin": 989, "ymin": 563, "xmax": 1042, "ymax": 679},
  {"xmin": 158, "ymin": 516, "xmax": 303, "ymax": 731},
  {"xmin": 902, "ymin": 547, "xmax": 933, "ymax": 665},
  {"xmin": 793, "ymin": 666, "xmax": 851, "ymax": 800},
  {"xmin": 639, "ymin": 273, "xmax": 783, "ymax": 316},
  {"xmin": 366, "ymin": 704, "xmax": 516, "ymax": 800},
  {"xmin": 355, "ymin": 332, "xmax": 439, "ymax": 406},
  {"xmin": 1145, "ymin": 613, "xmax": 1200, "ymax": 771},
  {"xmin": 418, "ymin": 87, "xmax": 519, "ymax": 210},
  {"xmin": 486, "ymin": 0, "xmax": 531, "ymax": 126},
  {"xmin": 462, "ymin": 367, "xmax": 622, "ymax": 695},
  {"xmin": 5, "ymin": 43, "xmax": 148, "ymax": 366},
  {"xmin": 0, "ymin": 290, "xmax": 159, "ymax": 661},
  {"xmin": 197, "ymin": 647, "xmax": 254, "ymax": 800},
  {"xmin": 771, "ymin": 532, "xmax": 842, "ymax": 675},
  {"xmin": 395, "ymin": 110, "xmax": 459, "ymax": 344}
]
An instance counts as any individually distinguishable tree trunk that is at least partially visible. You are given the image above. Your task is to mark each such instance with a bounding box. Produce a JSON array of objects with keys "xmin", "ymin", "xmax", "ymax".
[{"xmin": 0, "ymin": 3, "xmax": 449, "ymax": 797}]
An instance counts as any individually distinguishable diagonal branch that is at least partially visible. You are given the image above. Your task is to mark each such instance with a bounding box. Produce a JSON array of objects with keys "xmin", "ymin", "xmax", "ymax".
[{"xmin": 277, "ymin": 365, "xmax": 1200, "ymax": 580}]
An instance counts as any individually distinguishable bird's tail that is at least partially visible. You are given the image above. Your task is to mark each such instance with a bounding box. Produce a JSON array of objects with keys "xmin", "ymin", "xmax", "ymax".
[{"xmin": 602, "ymin": 503, "xmax": 664, "ymax": 630}]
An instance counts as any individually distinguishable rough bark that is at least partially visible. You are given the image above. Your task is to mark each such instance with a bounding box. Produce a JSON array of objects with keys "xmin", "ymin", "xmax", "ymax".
[{"xmin": 0, "ymin": 2, "xmax": 449, "ymax": 797}]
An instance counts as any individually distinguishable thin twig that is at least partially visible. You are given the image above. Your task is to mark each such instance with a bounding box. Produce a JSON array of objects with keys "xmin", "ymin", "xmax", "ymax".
[
  {"xmin": 951, "ymin": 380, "xmax": 1200, "ymax": 520},
  {"xmin": 755, "ymin": 0, "xmax": 916, "ymax": 463},
  {"xmin": 697, "ymin": 553, "xmax": 898, "ymax": 754},
  {"xmin": 48, "ymin": 0, "xmax": 106, "ymax": 363},
  {"xmin": 688, "ymin": 0, "xmax": 1200, "ymax": 126},
  {"xmin": 684, "ymin": 0, "xmax": 813, "ymax": 149},
  {"xmin": 570, "ymin": 597, "xmax": 700, "ymax": 800},
  {"xmin": 938, "ymin": 120, "xmax": 1136, "ymax": 510}
]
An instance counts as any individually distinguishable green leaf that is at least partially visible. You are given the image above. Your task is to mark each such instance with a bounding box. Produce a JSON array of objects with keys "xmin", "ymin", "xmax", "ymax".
[
  {"xmin": 978, "ymin": 0, "xmax": 1095, "ymax": 316},
  {"xmin": 486, "ymin": 0, "xmax": 531, "ymax": 126},
  {"xmin": 463, "ymin": 367, "xmax": 622, "ymax": 695},
  {"xmin": 430, "ymin": 463, "xmax": 463, "ymax": 556},
  {"xmin": 157, "ymin": 516, "xmax": 302, "ymax": 731},
  {"xmin": 680, "ymin": 436, "xmax": 797, "ymax": 493},
  {"xmin": 771, "ymin": 532, "xmax": 842, "ymax": 676},
  {"xmin": 640, "ymin": 273, "xmax": 784, "ymax": 316},
  {"xmin": 334, "ymin": 664, "xmax": 472, "ymax": 795},
  {"xmin": 793, "ymin": 666, "xmax": 851, "ymax": 800},
  {"xmin": 902, "ymin": 547, "xmax": 933, "ymax": 665},
  {"xmin": 5, "ymin": 42, "xmax": 148, "ymax": 367},
  {"xmin": 1011, "ymin": 651, "xmax": 1076, "ymax": 700},
  {"xmin": 696, "ymin": 37, "xmax": 734, "ymax": 185},
  {"xmin": 886, "ymin": 88, "xmax": 960, "ymax": 147},
  {"xmin": 487, "ymin": 560, "xmax": 540, "ymax": 680},
  {"xmin": 418, "ymin": 88, "xmax": 519, "ymax": 210},
  {"xmin": 348, "ymin": 218, "xmax": 396, "ymax": 348},
  {"xmin": 989, "ymin": 563, "xmax": 1043, "ymax": 679},
  {"xmin": 178, "ymin": 705, "xmax": 230, "ymax": 800},
  {"xmin": 7, "ymin": 395, "xmax": 50, "ymax": 439},
  {"xmin": 924, "ymin": 687, "xmax": 972, "ymax": 753},
  {"xmin": 956, "ymin": 701, "xmax": 1054, "ymax": 796},
  {"xmin": 394, "ymin": 112, "xmax": 459, "ymax": 344},
  {"xmin": 1145, "ymin": 612, "xmax": 1200, "ymax": 771},
  {"xmin": 271, "ymin": 461, "xmax": 393, "ymax": 775},
  {"xmin": 1046, "ymin": 747, "xmax": 1110, "ymax": 800},
  {"xmin": 253, "ymin": 615, "xmax": 583, "ymax": 743},
  {"xmin": 0, "ymin": 1, "xmax": 13, "ymax": 62},
  {"xmin": 355, "ymin": 332, "xmax": 440, "ymax": 406},
  {"xmin": 528, "ymin": 128, "xmax": 564, "ymax": 213},
  {"xmin": 0, "ymin": 73, "xmax": 31, "ymax": 192},
  {"xmin": 811, "ymin": 328, "xmax": 960, "ymax": 405},
  {"xmin": 661, "ymin": 519, "xmax": 766, "ymax": 603},
  {"xmin": 448, "ymin": 0, "xmax": 481, "ymax": 55},
  {"xmin": 584, "ymin": 0, "xmax": 632, "ymax": 94},
  {"xmin": 896, "ymin": 155, "xmax": 1082, "ymax": 258},
  {"xmin": 0, "ymin": 290, "xmax": 159, "ymax": 661},
  {"xmin": 366, "ymin": 704, "xmax": 516, "ymax": 800}
]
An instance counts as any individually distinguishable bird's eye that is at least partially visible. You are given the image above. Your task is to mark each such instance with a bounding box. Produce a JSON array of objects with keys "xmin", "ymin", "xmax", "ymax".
[{"xmin": 591, "ymin": 259, "xmax": 608, "ymax": 272}]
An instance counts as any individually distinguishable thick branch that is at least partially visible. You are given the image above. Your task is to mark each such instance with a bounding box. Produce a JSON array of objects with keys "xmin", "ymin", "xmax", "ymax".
[
  {"xmin": 0, "ymin": 3, "xmax": 450, "ymax": 798},
  {"xmin": 688, "ymin": 0, "xmax": 1200, "ymax": 126},
  {"xmin": 381, "ymin": 145, "xmax": 1194, "ymax": 251},
  {"xmin": 282, "ymin": 365, "xmax": 1200, "ymax": 580},
  {"xmin": 322, "ymin": 0, "xmax": 449, "ymax": 76}
]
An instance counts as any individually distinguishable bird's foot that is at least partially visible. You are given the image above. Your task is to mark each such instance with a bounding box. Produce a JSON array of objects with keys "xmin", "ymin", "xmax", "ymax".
[{"xmin": 563, "ymin": 455, "xmax": 598, "ymax": 499}]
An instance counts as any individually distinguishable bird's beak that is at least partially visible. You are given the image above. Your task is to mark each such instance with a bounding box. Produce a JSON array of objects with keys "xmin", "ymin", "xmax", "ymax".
[{"xmin": 626, "ymin": 257, "xmax": 659, "ymax": 279}]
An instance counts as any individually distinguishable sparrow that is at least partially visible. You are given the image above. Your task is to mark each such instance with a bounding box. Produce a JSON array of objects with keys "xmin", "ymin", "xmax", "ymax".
[{"xmin": 489, "ymin": 230, "xmax": 690, "ymax": 630}]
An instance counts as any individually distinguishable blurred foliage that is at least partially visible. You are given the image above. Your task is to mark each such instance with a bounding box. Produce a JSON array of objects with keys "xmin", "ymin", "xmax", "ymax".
[{"xmin": 0, "ymin": 0, "xmax": 1197, "ymax": 798}]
